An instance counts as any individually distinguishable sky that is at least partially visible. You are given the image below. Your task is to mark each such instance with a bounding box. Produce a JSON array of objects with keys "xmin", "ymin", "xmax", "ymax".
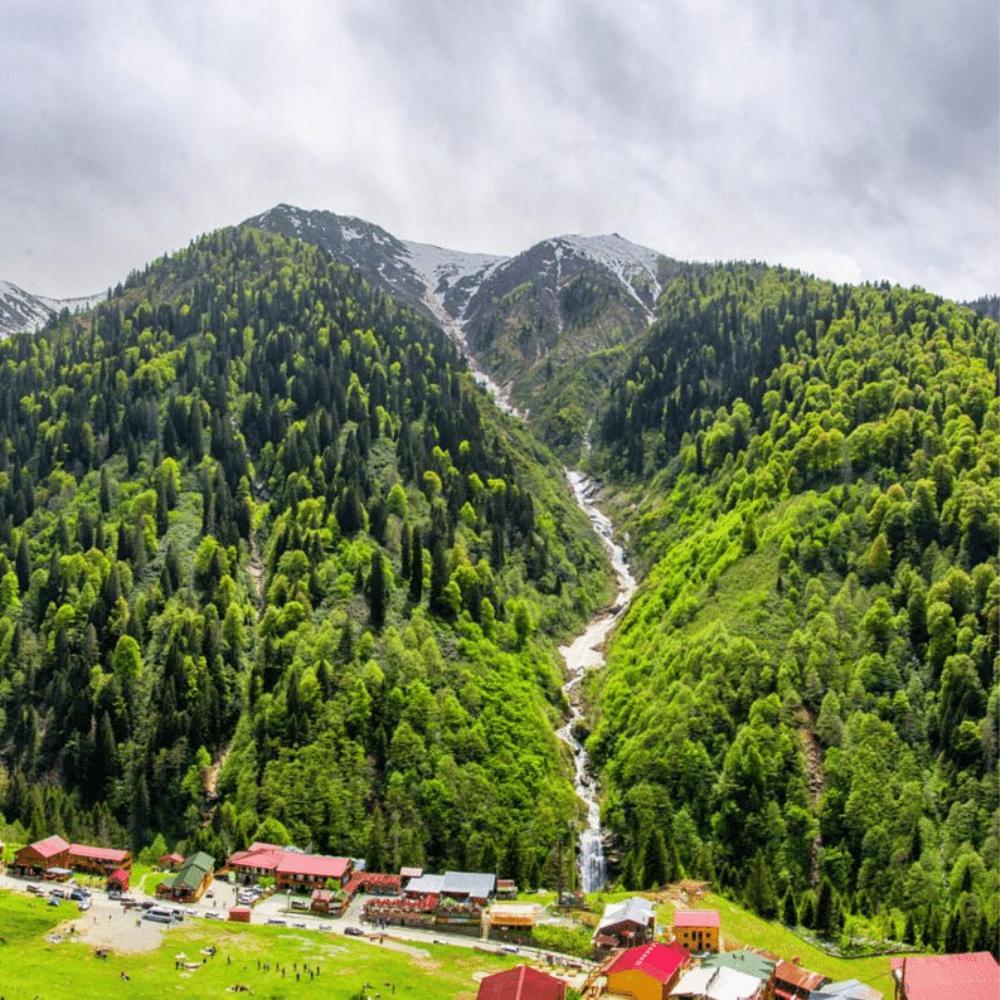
[{"xmin": 1, "ymin": 0, "xmax": 997, "ymax": 300}]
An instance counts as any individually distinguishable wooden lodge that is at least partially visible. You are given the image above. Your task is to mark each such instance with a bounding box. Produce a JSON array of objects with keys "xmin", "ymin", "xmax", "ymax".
[
  {"xmin": 672, "ymin": 908, "xmax": 721, "ymax": 953},
  {"xmin": 157, "ymin": 852, "xmax": 214, "ymax": 903},
  {"xmin": 13, "ymin": 835, "xmax": 131, "ymax": 878}
]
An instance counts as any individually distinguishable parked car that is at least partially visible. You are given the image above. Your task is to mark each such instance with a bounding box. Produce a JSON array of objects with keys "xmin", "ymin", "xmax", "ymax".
[
  {"xmin": 291, "ymin": 921, "xmax": 306, "ymax": 928},
  {"xmin": 26, "ymin": 884, "xmax": 43, "ymax": 895},
  {"xmin": 343, "ymin": 926, "xmax": 364, "ymax": 937},
  {"xmin": 77, "ymin": 898, "xmax": 92, "ymax": 912},
  {"xmin": 500, "ymin": 945, "xmax": 520, "ymax": 954},
  {"xmin": 142, "ymin": 907, "xmax": 176, "ymax": 924},
  {"xmin": 48, "ymin": 888, "xmax": 67, "ymax": 899},
  {"xmin": 69, "ymin": 888, "xmax": 90, "ymax": 902},
  {"xmin": 47, "ymin": 897, "xmax": 61, "ymax": 907},
  {"xmin": 204, "ymin": 911, "xmax": 222, "ymax": 920},
  {"xmin": 266, "ymin": 918, "xmax": 286, "ymax": 926}
]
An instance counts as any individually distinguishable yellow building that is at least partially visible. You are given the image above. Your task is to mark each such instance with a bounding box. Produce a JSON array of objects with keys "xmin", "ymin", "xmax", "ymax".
[
  {"xmin": 605, "ymin": 942, "xmax": 690, "ymax": 1000},
  {"xmin": 672, "ymin": 909, "xmax": 720, "ymax": 953}
]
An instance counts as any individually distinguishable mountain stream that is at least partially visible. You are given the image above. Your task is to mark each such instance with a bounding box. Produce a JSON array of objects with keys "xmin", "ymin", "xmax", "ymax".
[{"xmin": 435, "ymin": 301, "xmax": 638, "ymax": 891}]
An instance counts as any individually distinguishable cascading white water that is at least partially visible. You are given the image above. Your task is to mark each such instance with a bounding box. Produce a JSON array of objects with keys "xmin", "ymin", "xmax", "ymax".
[
  {"xmin": 435, "ymin": 306, "xmax": 636, "ymax": 893},
  {"xmin": 555, "ymin": 471, "xmax": 637, "ymax": 893}
]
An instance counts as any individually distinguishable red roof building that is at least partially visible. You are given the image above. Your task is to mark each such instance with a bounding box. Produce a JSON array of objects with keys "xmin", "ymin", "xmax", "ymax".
[
  {"xmin": 477, "ymin": 965, "xmax": 567, "ymax": 1000},
  {"xmin": 68, "ymin": 843, "xmax": 131, "ymax": 873},
  {"xmin": 227, "ymin": 843, "xmax": 286, "ymax": 882},
  {"xmin": 159, "ymin": 852, "xmax": 184, "ymax": 869},
  {"xmin": 12, "ymin": 835, "xmax": 70, "ymax": 875},
  {"xmin": 606, "ymin": 941, "xmax": 691, "ymax": 997},
  {"xmin": 275, "ymin": 852, "xmax": 351, "ymax": 890},
  {"xmin": 891, "ymin": 952, "xmax": 999, "ymax": 1000},
  {"xmin": 774, "ymin": 960, "xmax": 827, "ymax": 999}
]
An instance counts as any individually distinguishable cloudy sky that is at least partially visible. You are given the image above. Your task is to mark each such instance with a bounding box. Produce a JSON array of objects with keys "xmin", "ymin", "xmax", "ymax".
[{"xmin": 2, "ymin": 0, "xmax": 997, "ymax": 299}]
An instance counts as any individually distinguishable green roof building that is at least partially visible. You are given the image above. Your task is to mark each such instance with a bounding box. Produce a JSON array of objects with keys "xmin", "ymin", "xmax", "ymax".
[
  {"xmin": 702, "ymin": 949, "xmax": 776, "ymax": 983},
  {"xmin": 157, "ymin": 851, "xmax": 215, "ymax": 902}
]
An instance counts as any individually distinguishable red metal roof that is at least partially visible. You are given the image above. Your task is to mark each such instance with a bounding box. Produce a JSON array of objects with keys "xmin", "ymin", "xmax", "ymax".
[
  {"xmin": 608, "ymin": 941, "xmax": 690, "ymax": 983},
  {"xmin": 108, "ymin": 869, "xmax": 130, "ymax": 888},
  {"xmin": 477, "ymin": 965, "xmax": 567, "ymax": 1000},
  {"xmin": 69, "ymin": 843, "xmax": 129, "ymax": 863},
  {"xmin": 891, "ymin": 952, "xmax": 1000, "ymax": 1000},
  {"xmin": 228, "ymin": 845, "xmax": 285, "ymax": 871},
  {"xmin": 775, "ymin": 961, "xmax": 826, "ymax": 991},
  {"xmin": 161, "ymin": 852, "xmax": 184, "ymax": 864},
  {"xmin": 29, "ymin": 835, "xmax": 70, "ymax": 858},
  {"xmin": 275, "ymin": 853, "xmax": 350, "ymax": 879},
  {"xmin": 674, "ymin": 909, "xmax": 720, "ymax": 928}
]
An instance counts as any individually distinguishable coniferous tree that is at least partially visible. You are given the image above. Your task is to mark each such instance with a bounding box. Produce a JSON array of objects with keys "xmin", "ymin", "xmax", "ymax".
[
  {"xmin": 368, "ymin": 552, "xmax": 387, "ymax": 629},
  {"xmin": 743, "ymin": 850, "xmax": 778, "ymax": 918}
]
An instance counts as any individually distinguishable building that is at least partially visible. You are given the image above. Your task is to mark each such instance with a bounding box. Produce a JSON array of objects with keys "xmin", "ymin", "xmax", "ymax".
[
  {"xmin": 67, "ymin": 843, "xmax": 132, "ymax": 875},
  {"xmin": 671, "ymin": 965, "xmax": 766, "ymax": 1000},
  {"xmin": 106, "ymin": 868, "xmax": 130, "ymax": 893},
  {"xmin": 496, "ymin": 878, "xmax": 518, "ymax": 899},
  {"xmin": 477, "ymin": 965, "xmax": 567, "ymax": 1000},
  {"xmin": 227, "ymin": 842, "xmax": 286, "ymax": 883},
  {"xmin": 157, "ymin": 852, "xmax": 214, "ymax": 903},
  {"xmin": 774, "ymin": 961, "xmax": 827, "ymax": 999},
  {"xmin": 403, "ymin": 873, "xmax": 446, "ymax": 898},
  {"xmin": 809, "ymin": 980, "xmax": 882, "ymax": 1000},
  {"xmin": 343, "ymin": 872, "xmax": 401, "ymax": 897},
  {"xmin": 672, "ymin": 909, "xmax": 720, "ymax": 953},
  {"xmin": 404, "ymin": 870, "xmax": 496, "ymax": 905},
  {"xmin": 229, "ymin": 905, "xmax": 251, "ymax": 923},
  {"xmin": 159, "ymin": 852, "xmax": 184, "ymax": 870},
  {"xmin": 703, "ymin": 951, "xmax": 775, "ymax": 991},
  {"xmin": 275, "ymin": 852, "xmax": 351, "ymax": 891},
  {"xmin": 13, "ymin": 835, "xmax": 70, "ymax": 876},
  {"xmin": 310, "ymin": 888, "xmax": 336, "ymax": 913},
  {"xmin": 485, "ymin": 903, "xmax": 541, "ymax": 931},
  {"xmin": 594, "ymin": 896, "xmax": 656, "ymax": 950},
  {"xmin": 441, "ymin": 871, "xmax": 496, "ymax": 904},
  {"xmin": 890, "ymin": 953, "xmax": 999, "ymax": 1000},
  {"xmin": 606, "ymin": 941, "xmax": 691, "ymax": 1000}
]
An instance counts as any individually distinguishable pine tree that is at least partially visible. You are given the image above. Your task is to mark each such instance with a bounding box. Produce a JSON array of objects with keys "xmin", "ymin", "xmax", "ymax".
[
  {"xmin": 430, "ymin": 537, "xmax": 449, "ymax": 614},
  {"xmin": 368, "ymin": 552, "xmax": 387, "ymax": 629},
  {"xmin": 641, "ymin": 828, "xmax": 669, "ymax": 889},
  {"xmin": 409, "ymin": 527, "xmax": 423, "ymax": 602},
  {"xmin": 741, "ymin": 513, "xmax": 760, "ymax": 553},
  {"xmin": 815, "ymin": 879, "xmax": 837, "ymax": 937},
  {"xmin": 743, "ymin": 850, "xmax": 778, "ymax": 918},
  {"xmin": 782, "ymin": 887, "xmax": 798, "ymax": 927}
]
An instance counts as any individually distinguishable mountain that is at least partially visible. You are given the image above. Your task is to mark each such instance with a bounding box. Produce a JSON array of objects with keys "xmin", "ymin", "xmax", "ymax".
[
  {"xmin": 247, "ymin": 204, "xmax": 677, "ymax": 460},
  {"xmin": 0, "ymin": 279, "xmax": 102, "ymax": 338},
  {"xmin": 587, "ymin": 264, "xmax": 999, "ymax": 948},
  {"xmin": 0, "ymin": 224, "xmax": 610, "ymax": 873}
]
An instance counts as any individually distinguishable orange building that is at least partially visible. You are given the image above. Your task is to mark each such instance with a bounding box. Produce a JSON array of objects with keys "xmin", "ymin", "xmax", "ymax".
[
  {"xmin": 672, "ymin": 908, "xmax": 720, "ymax": 952},
  {"xmin": 605, "ymin": 941, "xmax": 690, "ymax": 1000}
]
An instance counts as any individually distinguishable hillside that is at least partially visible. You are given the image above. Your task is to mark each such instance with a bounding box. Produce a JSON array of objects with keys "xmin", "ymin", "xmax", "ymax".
[
  {"xmin": 249, "ymin": 204, "xmax": 680, "ymax": 462},
  {"xmin": 0, "ymin": 225, "xmax": 611, "ymax": 876},
  {"xmin": 587, "ymin": 264, "xmax": 999, "ymax": 951}
]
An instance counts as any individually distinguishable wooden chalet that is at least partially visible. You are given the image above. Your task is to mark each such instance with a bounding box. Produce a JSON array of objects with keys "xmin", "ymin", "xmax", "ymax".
[
  {"xmin": 594, "ymin": 896, "xmax": 655, "ymax": 950},
  {"xmin": 157, "ymin": 852, "xmax": 214, "ymax": 903},
  {"xmin": 606, "ymin": 942, "xmax": 691, "ymax": 1000},
  {"xmin": 159, "ymin": 852, "xmax": 184, "ymax": 870},
  {"xmin": 13, "ymin": 835, "xmax": 70, "ymax": 876}
]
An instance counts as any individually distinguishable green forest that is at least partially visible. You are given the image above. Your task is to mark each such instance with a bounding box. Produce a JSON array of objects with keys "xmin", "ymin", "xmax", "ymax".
[
  {"xmin": 0, "ymin": 221, "xmax": 996, "ymax": 958},
  {"xmin": 589, "ymin": 264, "xmax": 999, "ymax": 952},
  {"xmin": 0, "ymin": 227, "xmax": 611, "ymax": 879}
]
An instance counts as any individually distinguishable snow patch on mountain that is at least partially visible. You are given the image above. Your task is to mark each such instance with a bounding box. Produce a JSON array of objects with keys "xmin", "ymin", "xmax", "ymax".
[
  {"xmin": 402, "ymin": 241, "xmax": 508, "ymax": 318},
  {"xmin": 551, "ymin": 233, "xmax": 663, "ymax": 314},
  {"xmin": 0, "ymin": 280, "xmax": 103, "ymax": 339}
]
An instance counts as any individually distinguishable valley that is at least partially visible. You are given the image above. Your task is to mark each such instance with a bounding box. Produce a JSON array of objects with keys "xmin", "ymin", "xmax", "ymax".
[{"xmin": 0, "ymin": 208, "xmax": 996, "ymax": 993}]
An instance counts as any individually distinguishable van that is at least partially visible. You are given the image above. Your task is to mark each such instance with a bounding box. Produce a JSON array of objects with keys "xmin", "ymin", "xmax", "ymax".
[{"xmin": 142, "ymin": 906, "xmax": 176, "ymax": 924}]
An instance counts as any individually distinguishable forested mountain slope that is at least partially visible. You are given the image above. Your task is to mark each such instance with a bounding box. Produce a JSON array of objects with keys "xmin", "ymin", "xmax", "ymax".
[
  {"xmin": 589, "ymin": 265, "xmax": 999, "ymax": 949},
  {"xmin": 0, "ymin": 226, "xmax": 611, "ymax": 876},
  {"xmin": 249, "ymin": 205, "xmax": 680, "ymax": 463}
]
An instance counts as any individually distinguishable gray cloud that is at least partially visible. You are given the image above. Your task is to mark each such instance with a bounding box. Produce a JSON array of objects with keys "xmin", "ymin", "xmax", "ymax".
[{"xmin": 0, "ymin": 0, "xmax": 996, "ymax": 299}]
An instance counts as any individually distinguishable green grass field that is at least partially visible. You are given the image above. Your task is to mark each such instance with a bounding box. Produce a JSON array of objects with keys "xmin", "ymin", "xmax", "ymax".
[{"xmin": 0, "ymin": 891, "xmax": 525, "ymax": 1000}]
